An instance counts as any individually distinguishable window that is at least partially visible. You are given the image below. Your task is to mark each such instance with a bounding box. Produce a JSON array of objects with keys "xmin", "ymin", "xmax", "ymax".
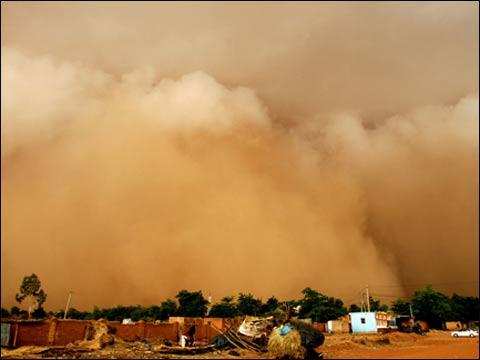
[{"xmin": 361, "ymin": 318, "xmax": 366, "ymax": 324}]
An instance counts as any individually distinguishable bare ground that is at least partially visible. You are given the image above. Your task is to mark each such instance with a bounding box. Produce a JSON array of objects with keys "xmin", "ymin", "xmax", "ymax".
[
  {"xmin": 322, "ymin": 330, "xmax": 479, "ymax": 359},
  {"xmin": 1, "ymin": 331, "xmax": 478, "ymax": 359}
]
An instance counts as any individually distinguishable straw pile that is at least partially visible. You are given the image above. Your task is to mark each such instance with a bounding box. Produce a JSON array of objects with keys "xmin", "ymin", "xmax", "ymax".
[
  {"xmin": 267, "ymin": 327, "xmax": 305, "ymax": 360},
  {"xmin": 290, "ymin": 320, "xmax": 324, "ymax": 349}
]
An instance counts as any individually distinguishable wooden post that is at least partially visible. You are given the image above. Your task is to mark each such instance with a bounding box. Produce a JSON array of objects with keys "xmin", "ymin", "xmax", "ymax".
[{"xmin": 64, "ymin": 291, "xmax": 73, "ymax": 319}]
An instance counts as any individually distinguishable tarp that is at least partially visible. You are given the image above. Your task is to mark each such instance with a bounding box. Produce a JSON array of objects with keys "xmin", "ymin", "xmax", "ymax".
[{"xmin": 238, "ymin": 316, "xmax": 273, "ymax": 338}]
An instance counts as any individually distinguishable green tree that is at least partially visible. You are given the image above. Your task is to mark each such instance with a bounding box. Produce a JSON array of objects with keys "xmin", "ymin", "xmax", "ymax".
[
  {"xmin": 66, "ymin": 307, "xmax": 87, "ymax": 320},
  {"xmin": 159, "ymin": 299, "xmax": 178, "ymax": 320},
  {"xmin": 176, "ymin": 290, "xmax": 208, "ymax": 317},
  {"xmin": 130, "ymin": 306, "xmax": 147, "ymax": 321},
  {"xmin": 411, "ymin": 286, "xmax": 452, "ymax": 329},
  {"xmin": 298, "ymin": 288, "xmax": 347, "ymax": 322},
  {"xmin": 145, "ymin": 305, "xmax": 162, "ymax": 320},
  {"xmin": 1, "ymin": 307, "xmax": 10, "ymax": 318},
  {"xmin": 32, "ymin": 307, "xmax": 47, "ymax": 319},
  {"xmin": 260, "ymin": 296, "xmax": 279, "ymax": 315},
  {"xmin": 391, "ymin": 298, "xmax": 412, "ymax": 316},
  {"xmin": 450, "ymin": 294, "xmax": 480, "ymax": 323},
  {"xmin": 10, "ymin": 306, "xmax": 21, "ymax": 316},
  {"xmin": 209, "ymin": 296, "xmax": 238, "ymax": 318},
  {"xmin": 369, "ymin": 297, "xmax": 389, "ymax": 312},
  {"xmin": 55, "ymin": 310, "xmax": 66, "ymax": 318},
  {"xmin": 237, "ymin": 293, "xmax": 262, "ymax": 316},
  {"xmin": 92, "ymin": 306, "xmax": 104, "ymax": 320},
  {"xmin": 348, "ymin": 304, "xmax": 361, "ymax": 312},
  {"xmin": 10, "ymin": 306, "xmax": 27, "ymax": 318},
  {"xmin": 15, "ymin": 274, "xmax": 47, "ymax": 318}
]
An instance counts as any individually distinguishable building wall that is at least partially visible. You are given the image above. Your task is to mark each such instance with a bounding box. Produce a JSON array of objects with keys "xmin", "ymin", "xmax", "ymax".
[
  {"xmin": 445, "ymin": 321, "xmax": 463, "ymax": 331},
  {"xmin": 110, "ymin": 322, "xmax": 145, "ymax": 342},
  {"xmin": 14, "ymin": 321, "xmax": 51, "ymax": 346},
  {"xmin": 110, "ymin": 322, "xmax": 179, "ymax": 342},
  {"xmin": 312, "ymin": 322, "xmax": 326, "ymax": 333},
  {"xmin": 326, "ymin": 320, "xmax": 350, "ymax": 333},
  {"xmin": 53, "ymin": 319, "xmax": 90, "ymax": 346},
  {"xmin": 1, "ymin": 319, "xmax": 180, "ymax": 347},
  {"xmin": 204, "ymin": 318, "xmax": 226, "ymax": 331},
  {"xmin": 144, "ymin": 322, "xmax": 179, "ymax": 341},
  {"xmin": 167, "ymin": 317, "xmax": 224, "ymax": 343},
  {"xmin": 375, "ymin": 312, "xmax": 394, "ymax": 328},
  {"xmin": 350, "ymin": 312, "xmax": 377, "ymax": 333}
]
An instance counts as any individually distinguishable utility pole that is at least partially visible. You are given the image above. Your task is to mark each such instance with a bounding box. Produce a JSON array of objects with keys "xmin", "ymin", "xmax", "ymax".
[
  {"xmin": 64, "ymin": 291, "xmax": 73, "ymax": 319},
  {"xmin": 409, "ymin": 304, "xmax": 413, "ymax": 319},
  {"xmin": 366, "ymin": 285, "xmax": 371, "ymax": 312}
]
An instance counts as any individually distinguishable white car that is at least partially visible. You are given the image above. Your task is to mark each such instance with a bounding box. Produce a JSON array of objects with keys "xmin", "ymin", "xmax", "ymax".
[{"xmin": 451, "ymin": 329, "xmax": 479, "ymax": 338}]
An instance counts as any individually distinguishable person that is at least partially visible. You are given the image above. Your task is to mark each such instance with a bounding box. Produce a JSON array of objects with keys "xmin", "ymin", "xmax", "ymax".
[{"xmin": 185, "ymin": 324, "xmax": 196, "ymax": 346}]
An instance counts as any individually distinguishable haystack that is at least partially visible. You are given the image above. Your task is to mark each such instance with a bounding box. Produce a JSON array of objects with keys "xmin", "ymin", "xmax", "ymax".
[
  {"xmin": 268, "ymin": 327, "xmax": 305, "ymax": 360},
  {"xmin": 290, "ymin": 320, "xmax": 324, "ymax": 349}
]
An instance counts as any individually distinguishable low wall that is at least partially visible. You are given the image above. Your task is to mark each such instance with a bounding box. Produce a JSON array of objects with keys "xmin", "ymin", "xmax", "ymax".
[
  {"xmin": 312, "ymin": 322, "xmax": 327, "ymax": 333},
  {"xmin": 0, "ymin": 319, "xmax": 179, "ymax": 348},
  {"xmin": 14, "ymin": 321, "xmax": 50, "ymax": 347},
  {"xmin": 109, "ymin": 322, "xmax": 179, "ymax": 342},
  {"xmin": 53, "ymin": 319, "xmax": 91, "ymax": 346},
  {"xmin": 145, "ymin": 323, "xmax": 179, "ymax": 342},
  {"xmin": 168, "ymin": 317, "xmax": 230, "ymax": 344}
]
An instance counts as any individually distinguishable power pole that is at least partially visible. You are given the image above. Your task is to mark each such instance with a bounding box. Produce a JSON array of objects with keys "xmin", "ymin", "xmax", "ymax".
[
  {"xmin": 409, "ymin": 304, "xmax": 413, "ymax": 319},
  {"xmin": 64, "ymin": 291, "xmax": 73, "ymax": 319},
  {"xmin": 366, "ymin": 285, "xmax": 371, "ymax": 312}
]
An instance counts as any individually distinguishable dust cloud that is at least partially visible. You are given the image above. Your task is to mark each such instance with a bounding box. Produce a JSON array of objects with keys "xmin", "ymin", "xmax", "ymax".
[{"xmin": 1, "ymin": 2, "xmax": 478, "ymax": 310}]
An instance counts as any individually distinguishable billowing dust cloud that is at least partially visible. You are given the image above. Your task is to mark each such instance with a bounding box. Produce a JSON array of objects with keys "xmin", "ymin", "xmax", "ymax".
[{"xmin": 1, "ymin": 2, "xmax": 478, "ymax": 310}]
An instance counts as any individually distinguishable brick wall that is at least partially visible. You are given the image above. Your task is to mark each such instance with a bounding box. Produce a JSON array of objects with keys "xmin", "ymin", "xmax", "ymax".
[
  {"xmin": 109, "ymin": 322, "xmax": 178, "ymax": 342},
  {"xmin": 53, "ymin": 320, "xmax": 90, "ymax": 346},
  {"xmin": 167, "ymin": 317, "xmax": 225, "ymax": 344},
  {"xmin": 312, "ymin": 322, "xmax": 326, "ymax": 333},
  {"xmin": 204, "ymin": 318, "xmax": 226, "ymax": 331},
  {"xmin": 110, "ymin": 322, "xmax": 145, "ymax": 342},
  {"xmin": 194, "ymin": 323, "xmax": 221, "ymax": 344},
  {"xmin": 14, "ymin": 321, "xmax": 51, "ymax": 346},
  {"xmin": 1, "ymin": 319, "xmax": 179, "ymax": 347},
  {"xmin": 144, "ymin": 323, "xmax": 178, "ymax": 342}
]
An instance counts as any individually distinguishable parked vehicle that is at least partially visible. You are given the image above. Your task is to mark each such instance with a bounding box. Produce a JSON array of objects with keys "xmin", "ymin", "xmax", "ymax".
[{"xmin": 451, "ymin": 329, "xmax": 479, "ymax": 338}]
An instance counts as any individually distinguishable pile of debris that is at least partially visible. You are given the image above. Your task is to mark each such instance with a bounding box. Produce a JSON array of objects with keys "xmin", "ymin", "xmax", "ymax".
[
  {"xmin": 210, "ymin": 315, "xmax": 324, "ymax": 359},
  {"xmin": 73, "ymin": 319, "xmax": 115, "ymax": 350},
  {"xmin": 2, "ymin": 315, "xmax": 325, "ymax": 359}
]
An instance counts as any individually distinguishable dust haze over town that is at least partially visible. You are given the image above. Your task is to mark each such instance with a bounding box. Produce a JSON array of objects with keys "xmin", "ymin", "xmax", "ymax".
[{"xmin": 1, "ymin": 2, "xmax": 478, "ymax": 311}]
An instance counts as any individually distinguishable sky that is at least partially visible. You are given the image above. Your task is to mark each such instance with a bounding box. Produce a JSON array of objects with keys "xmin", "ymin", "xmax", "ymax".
[{"xmin": 1, "ymin": 1, "xmax": 478, "ymax": 310}]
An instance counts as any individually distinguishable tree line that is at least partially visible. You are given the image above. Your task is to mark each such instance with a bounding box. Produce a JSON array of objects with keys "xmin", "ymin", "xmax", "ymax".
[{"xmin": 1, "ymin": 274, "xmax": 478, "ymax": 329}]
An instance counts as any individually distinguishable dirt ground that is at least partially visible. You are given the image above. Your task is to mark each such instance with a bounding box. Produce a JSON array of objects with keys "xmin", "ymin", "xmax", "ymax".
[
  {"xmin": 322, "ymin": 330, "xmax": 479, "ymax": 359},
  {"xmin": 1, "ymin": 331, "xmax": 478, "ymax": 359}
]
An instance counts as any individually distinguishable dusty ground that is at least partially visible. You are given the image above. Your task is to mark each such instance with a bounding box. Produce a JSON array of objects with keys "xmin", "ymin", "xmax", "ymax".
[
  {"xmin": 1, "ymin": 331, "xmax": 478, "ymax": 359},
  {"xmin": 322, "ymin": 330, "xmax": 479, "ymax": 359},
  {"xmin": 1, "ymin": 342, "xmax": 267, "ymax": 359}
]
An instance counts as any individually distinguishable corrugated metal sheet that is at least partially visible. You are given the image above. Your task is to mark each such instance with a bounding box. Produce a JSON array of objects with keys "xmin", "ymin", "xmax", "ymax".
[{"xmin": 1, "ymin": 323, "xmax": 11, "ymax": 347}]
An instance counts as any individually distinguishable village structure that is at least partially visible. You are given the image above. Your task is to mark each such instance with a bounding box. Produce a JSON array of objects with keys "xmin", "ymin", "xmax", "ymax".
[{"xmin": 1, "ymin": 307, "xmax": 476, "ymax": 357}]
